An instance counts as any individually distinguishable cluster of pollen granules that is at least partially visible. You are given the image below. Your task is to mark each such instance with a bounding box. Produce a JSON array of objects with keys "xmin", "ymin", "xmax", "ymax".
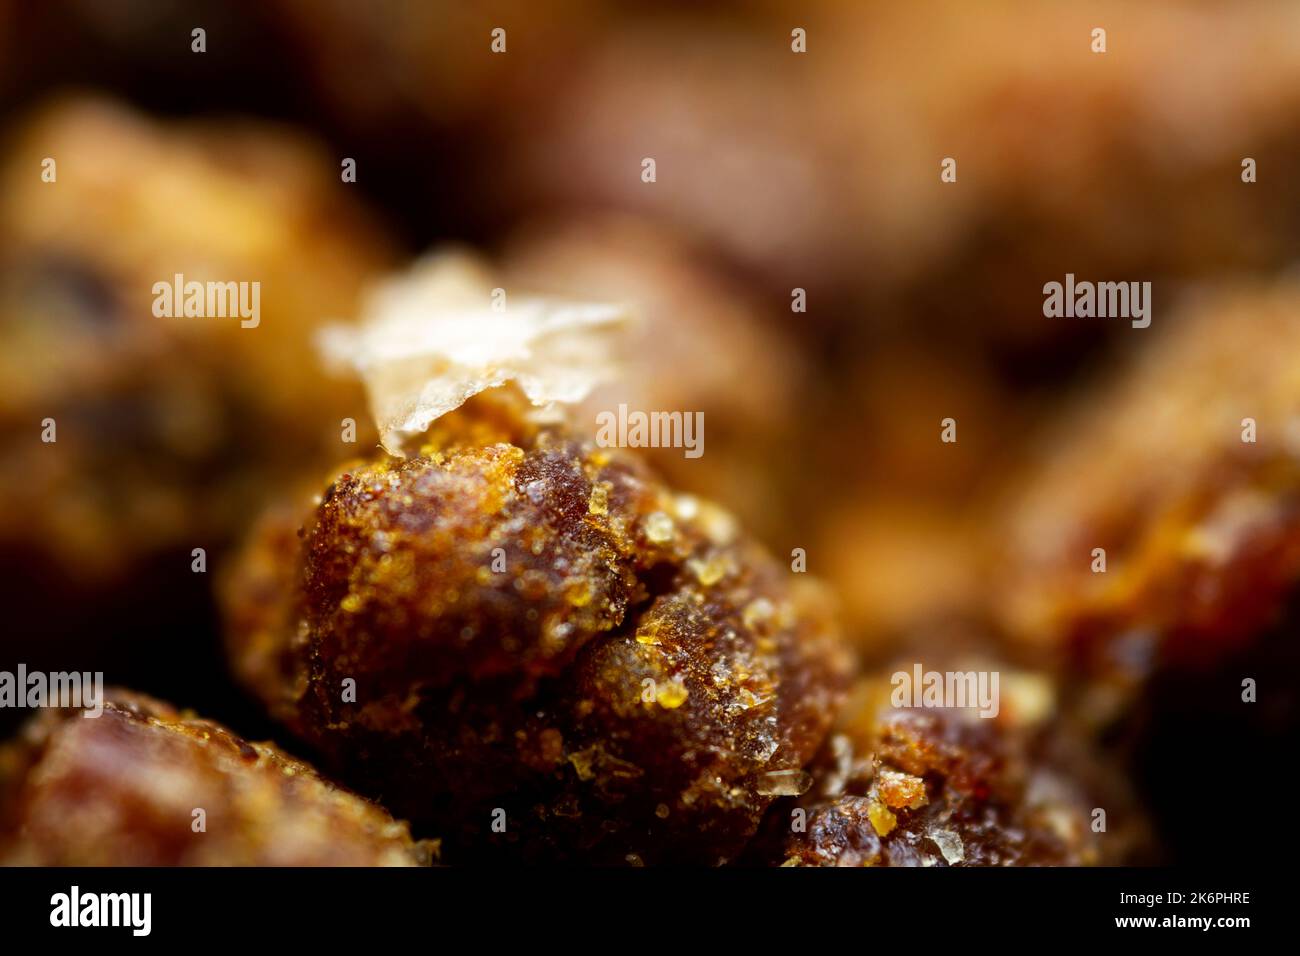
[
  {"xmin": 225, "ymin": 397, "xmax": 850, "ymax": 864},
  {"xmin": 0, "ymin": 691, "xmax": 432, "ymax": 866},
  {"xmin": 753, "ymin": 670, "xmax": 1142, "ymax": 867}
]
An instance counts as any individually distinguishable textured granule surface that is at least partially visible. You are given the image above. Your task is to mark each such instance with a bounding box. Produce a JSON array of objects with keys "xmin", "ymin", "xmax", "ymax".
[{"xmin": 225, "ymin": 400, "xmax": 851, "ymax": 864}]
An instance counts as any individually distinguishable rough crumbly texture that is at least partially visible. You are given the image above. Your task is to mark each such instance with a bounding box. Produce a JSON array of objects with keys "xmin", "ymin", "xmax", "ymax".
[
  {"xmin": 994, "ymin": 282, "xmax": 1300, "ymax": 718},
  {"xmin": 225, "ymin": 396, "xmax": 849, "ymax": 864},
  {"xmin": 0, "ymin": 690, "xmax": 432, "ymax": 866},
  {"xmin": 752, "ymin": 668, "xmax": 1141, "ymax": 867}
]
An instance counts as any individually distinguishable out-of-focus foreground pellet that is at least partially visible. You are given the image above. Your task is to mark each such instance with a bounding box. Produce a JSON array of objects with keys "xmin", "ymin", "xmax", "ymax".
[{"xmin": 0, "ymin": 690, "xmax": 432, "ymax": 866}]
